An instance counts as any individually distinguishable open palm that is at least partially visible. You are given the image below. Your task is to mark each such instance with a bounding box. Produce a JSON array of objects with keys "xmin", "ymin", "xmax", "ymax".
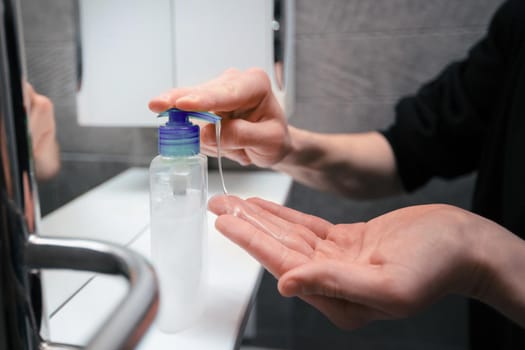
[{"xmin": 208, "ymin": 195, "xmax": 481, "ymax": 330}]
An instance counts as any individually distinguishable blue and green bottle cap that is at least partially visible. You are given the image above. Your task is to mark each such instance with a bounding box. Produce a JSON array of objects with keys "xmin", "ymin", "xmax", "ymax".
[{"xmin": 156, "ymin": 108, "xmax": 221, "ymax": 157}]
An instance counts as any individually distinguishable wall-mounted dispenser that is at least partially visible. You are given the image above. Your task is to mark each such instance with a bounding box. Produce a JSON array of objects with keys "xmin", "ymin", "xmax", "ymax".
[{"xmin": 76, "ymin": 0, "xmax": 295, "ymax": 127}]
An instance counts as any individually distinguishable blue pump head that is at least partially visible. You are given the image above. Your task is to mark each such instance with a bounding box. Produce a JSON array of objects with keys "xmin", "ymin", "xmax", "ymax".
[{"xmin": 156, "ymin": 107, "xmax": 221, "ymax": 157}]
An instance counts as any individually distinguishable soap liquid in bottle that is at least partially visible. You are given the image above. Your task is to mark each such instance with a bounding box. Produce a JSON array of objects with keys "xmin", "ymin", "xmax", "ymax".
[{"xmin": 150, "ymin": 154, "xmax": 207, "ymax": 332}]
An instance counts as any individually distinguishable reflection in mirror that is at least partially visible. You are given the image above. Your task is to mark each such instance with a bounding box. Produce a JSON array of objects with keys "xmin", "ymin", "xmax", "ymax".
[
  {"xmin": 273, "ymin": 0, "xmax": 284, "ymax": 90},
  {"xmin": 271, "ymin": 0, "xmax": 295, "ymax": 118}
]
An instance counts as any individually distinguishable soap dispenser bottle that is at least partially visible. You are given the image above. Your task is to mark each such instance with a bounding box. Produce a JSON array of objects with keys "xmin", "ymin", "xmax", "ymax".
[{"xmin": 149, "ymin": 107, "xmax": 220, "ymax": 333}]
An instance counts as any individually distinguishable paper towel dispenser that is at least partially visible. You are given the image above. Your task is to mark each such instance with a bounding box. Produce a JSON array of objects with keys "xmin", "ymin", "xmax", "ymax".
[{"xmin": 76, "ymin": 0, "xmax": 295, "ymax": 127}]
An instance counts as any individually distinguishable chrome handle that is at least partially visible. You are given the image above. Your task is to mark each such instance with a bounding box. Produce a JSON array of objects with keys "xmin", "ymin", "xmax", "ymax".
[{"xmin": 26, "ymin": 235, "xmax": 159, "ymax": 350}]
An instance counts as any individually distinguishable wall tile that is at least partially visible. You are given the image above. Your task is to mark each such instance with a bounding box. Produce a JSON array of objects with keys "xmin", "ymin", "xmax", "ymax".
[
  {"xmin": 296, "ymin": 0, "xmax": 503, "ymax": 35},
  {"xmin": 295, "ymin": 31, "xmax": 483, "ymax": 101},
  {"xmin": 25, "ymin": 44, "xmax": 77, "ymax": 100},
  {"xmin": 20, "ymin": 0, "xmax": 76, "ymax": 43},
  {"xmin": 291, "ymin": 100, "xmax": 396, "ymax": 133}
]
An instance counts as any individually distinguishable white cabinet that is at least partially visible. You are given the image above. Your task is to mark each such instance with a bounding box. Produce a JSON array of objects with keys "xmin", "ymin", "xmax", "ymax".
[{"xmin": 77, "ymin": 0, "xmax": 294, "ymax": 127}]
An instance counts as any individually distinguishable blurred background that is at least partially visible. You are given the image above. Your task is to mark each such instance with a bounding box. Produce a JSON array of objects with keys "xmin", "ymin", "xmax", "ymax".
[{"xmin": 22, "ymin": 1, "xmax": 503, "ymax": 349}]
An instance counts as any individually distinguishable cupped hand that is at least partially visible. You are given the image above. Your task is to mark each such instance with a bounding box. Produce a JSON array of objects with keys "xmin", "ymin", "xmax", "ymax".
[
  {"xmin": 149, "ymin": 68, "xmax": 291, "ymax": 167},
  {"xmin": 208, "ymin": 195, "xmax": 483, "ymax": 330}
]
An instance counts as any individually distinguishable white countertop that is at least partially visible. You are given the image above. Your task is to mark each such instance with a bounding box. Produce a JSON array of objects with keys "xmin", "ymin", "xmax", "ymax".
[{"xmin": 40, "ymin": 167, "xmax": 292, "ymax": 349}]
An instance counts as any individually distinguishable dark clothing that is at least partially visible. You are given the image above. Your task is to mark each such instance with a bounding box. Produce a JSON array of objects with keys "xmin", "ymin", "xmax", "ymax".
[{"xmin": 382, "ymin": 1, "xmax": 525, "ymax": 349}]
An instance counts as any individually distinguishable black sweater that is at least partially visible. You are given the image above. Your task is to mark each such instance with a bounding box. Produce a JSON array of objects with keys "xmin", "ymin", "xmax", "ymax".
[{"xmin": 383, "ymin": 1, "xmax": 525, "ymax": 348}]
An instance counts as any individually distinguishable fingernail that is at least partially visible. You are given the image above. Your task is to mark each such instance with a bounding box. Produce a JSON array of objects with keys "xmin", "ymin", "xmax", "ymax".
[{"xmin": 159, "ymin": 94, "xmax": 171, "ymax": 102}]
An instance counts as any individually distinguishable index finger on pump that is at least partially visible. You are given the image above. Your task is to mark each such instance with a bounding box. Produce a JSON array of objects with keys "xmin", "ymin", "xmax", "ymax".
[
  {"xmin": 175, "ymin": 68, "xmax": 271, "ymax": 113},
  {"xmin": 149, "ymin": 68, "xmax": 271, "ymax": 115}
]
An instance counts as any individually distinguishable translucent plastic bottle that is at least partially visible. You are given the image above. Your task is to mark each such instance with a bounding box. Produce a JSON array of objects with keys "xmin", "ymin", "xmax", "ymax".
[{"xmin": 149, "ymin": 108, "xmax": 220, "ymax": 333}]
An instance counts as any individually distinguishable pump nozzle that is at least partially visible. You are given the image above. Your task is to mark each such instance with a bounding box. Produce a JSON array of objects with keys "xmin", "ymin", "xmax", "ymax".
[
  {"xmin": 156, "ymin": 108, "xmax": 221, "ymax": 157},
  {"xmin": 156, "ymin": 108, "xmax": 228, "ymax": 195},
  {"xmin": 157, "ymin": 107, "xmax": 221, "ymax": 125}
]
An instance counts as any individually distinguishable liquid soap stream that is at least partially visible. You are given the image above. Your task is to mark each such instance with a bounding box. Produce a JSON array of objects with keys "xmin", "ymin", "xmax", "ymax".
[{"xmin": 216, "ymin": 120, "xmax": 228, "ymax": 195}]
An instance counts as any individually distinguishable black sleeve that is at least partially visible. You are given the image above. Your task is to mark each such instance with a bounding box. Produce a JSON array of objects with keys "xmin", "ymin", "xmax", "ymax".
[{"xmin": 382, "ymin": 0, "xmax": 517, "ymax": 192}]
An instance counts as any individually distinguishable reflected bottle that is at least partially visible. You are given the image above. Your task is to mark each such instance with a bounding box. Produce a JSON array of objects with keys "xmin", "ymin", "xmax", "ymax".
[{"xmin": 149, "ymin": 108, "xmax": 220, "ymax": 333}]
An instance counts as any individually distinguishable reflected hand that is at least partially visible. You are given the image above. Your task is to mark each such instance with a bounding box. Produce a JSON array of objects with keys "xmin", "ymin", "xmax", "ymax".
[
  {"xmin": 149, "ymin": 68, "xmax": 291, "ymax": 167},
  {"xmin": 25, "ymin": 83, "xmax": 60, "ymax": 179},
  {"xmin": 208, "ymin": 195, "xmax": 484, "ymax": 330}
]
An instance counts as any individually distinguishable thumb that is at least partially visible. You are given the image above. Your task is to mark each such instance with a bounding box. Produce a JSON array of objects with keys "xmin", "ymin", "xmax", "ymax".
[{"xmin": 278, "ymin": 261, "xmax": 384, "ymax": 304}]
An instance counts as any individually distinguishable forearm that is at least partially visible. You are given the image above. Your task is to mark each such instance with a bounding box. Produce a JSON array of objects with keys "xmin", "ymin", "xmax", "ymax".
[{"xmin": 272, "ymin": 126, "xmax": 403, "ymax": 199}]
